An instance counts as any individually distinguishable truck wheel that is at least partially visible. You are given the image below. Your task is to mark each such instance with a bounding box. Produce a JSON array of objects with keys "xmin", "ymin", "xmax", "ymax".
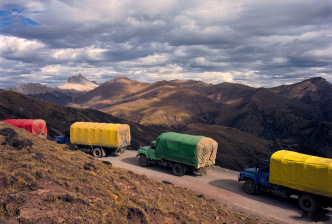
[
  {"xmin": 120, "ymin": 147, "xmax": 126, "ymax": 154},
  {"xmin": 92, "ymin": 148, "xmax": 102, "ymax": 158},
  {"xmin": 139, "ymin": 155, "xmax": 148, "ymax": 167},
  {"xmin": 172, "ymin": 163, "xmax": 184, "ymax": 176},
  {"xmin": 298, "ymin": 194, "xmax": 318, "ymax": 212},
  {"xmin": 243, "ymin": 179, "xmax": 256, "ymax": 195}
]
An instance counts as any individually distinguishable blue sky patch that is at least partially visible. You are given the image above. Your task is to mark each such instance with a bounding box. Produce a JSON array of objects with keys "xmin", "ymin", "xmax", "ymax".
[{"xmin": 0, "ymin": 5, "xmax": 40, "ymax": 29}]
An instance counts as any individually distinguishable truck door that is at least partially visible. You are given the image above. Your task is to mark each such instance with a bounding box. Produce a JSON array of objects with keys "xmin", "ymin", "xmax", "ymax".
[
  {"xmin": 64, "ymin": 129, "xmax": 70, "ymax": 144},
  {"xmin": 258, "ymin": 163, "xmax": 270, "ymax": 187}
]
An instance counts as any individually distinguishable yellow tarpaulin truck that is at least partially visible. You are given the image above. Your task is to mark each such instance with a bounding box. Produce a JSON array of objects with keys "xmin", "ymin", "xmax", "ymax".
[
  {"xmin": 238, "ymin": 150, "xmax": 332, "ymax": 214},
  {"xmin": 55, "ymin": 122, "xmax": 131, "ymax": 157}
]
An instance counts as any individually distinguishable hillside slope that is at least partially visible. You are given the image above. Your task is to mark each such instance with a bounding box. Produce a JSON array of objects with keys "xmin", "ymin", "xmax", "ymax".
[
  {"xmin": 214, "ymin": 88, "xmax": 332, "ymax": 158},
  {"xmin": 75, "ymin": 76, "xmax": 332, "ymax": 159},
  {"xmin": 0, "ymin": 90, "xmax": 279, "ymax": 170},
  {"xmin": 0, "ymin": 90, "xmax": 161, "ymax": 150},
  {"xmin": 75, "ymin": 76, "xmax": 150, "ymax": 107},
  {"xmin": 179, "ymin": 123, "xmax": 275, "ymax": 170},
  {"xmin": 270, "ymin": 77, "xmax": 332, "ymax": 121},
  {"xmin": 0, "ymin": 122, "xmax": 275, "ymax": 223}
]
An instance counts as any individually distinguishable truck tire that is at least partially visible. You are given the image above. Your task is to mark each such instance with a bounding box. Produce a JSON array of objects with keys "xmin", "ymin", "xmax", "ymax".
[
  {"xmin": 92, "ymin": 148, "xmax": 102, "ymax": 158},
  {"xmin": 243, "ymin": 179, "xmax": 256, "ymax": 195},
  {"xmin": 172, "ymin": 163, "xmax": 184, "ymax": 176},
  {"xmin": 119, "ymin": 147, "xmax": 126, "ymax": 154},
  {"xmin": 139, "ymin": 155, "xmax": 148, "ymax": 167},
  {"xmin": 298, "ymin": 194, "xmax": 318, "ymax": 212}
]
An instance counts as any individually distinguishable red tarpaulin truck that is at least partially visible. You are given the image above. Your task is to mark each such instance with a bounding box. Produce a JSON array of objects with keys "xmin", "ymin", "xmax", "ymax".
[{"xmin": 3, "ymin": 119, "xmax": 47, "ymax": 137}]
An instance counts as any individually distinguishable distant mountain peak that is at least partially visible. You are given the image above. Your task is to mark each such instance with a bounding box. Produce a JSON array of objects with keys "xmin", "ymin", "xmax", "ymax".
[
  {"xmin": 296, "ymin": 77, "xmax": 332, "ymax": 89},
  {"xmin": 6, "ymin": 82, "xmax": 53, "ymax": 95},
  {"xmin": 67, "ymin": 74, "xmax": 90, "ymax": 84},
  {"xmin": 110, "ymin": 76, "xmax": 131, "ymax": 82},
  {"xmin": 306, "ymin": 77, "xmax": 329, "ymax": 85},
  {"xmin": 115, "ymin": 75, "xmax": 130, "ymax": 80},
  {"xmin": 58, "ymin": 74, "xmax": 99, "ymax": 92}
]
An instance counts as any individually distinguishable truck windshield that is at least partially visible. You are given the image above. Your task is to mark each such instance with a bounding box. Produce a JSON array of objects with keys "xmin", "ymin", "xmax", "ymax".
[{"xmin": 260, "ymin": 164, "xmax": 269, "ymax": 173}]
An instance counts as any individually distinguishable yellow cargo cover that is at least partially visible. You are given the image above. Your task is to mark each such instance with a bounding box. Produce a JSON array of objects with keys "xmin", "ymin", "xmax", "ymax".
[
  {"xmin": 270, "ymin": 150, "xmax": 332, "ymax": 197},
  {"xmin": 70, "ymin": 122, "xmax": 131, "ymax": 148}
]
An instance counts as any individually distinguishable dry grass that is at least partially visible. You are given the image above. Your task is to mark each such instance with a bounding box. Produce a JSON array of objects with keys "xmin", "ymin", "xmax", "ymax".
[{"xmin": 0, "ymin": 122, "xmax": 275, "ymax": 223}]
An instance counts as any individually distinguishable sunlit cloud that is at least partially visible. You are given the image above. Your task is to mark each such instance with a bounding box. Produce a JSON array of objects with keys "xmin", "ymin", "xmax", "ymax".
[{"xmin": 0, "ymin": 0, "xmax": 331, "ymax": 88}]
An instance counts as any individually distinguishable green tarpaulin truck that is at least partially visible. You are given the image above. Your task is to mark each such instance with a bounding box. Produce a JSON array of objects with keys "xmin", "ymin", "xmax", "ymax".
[{"xmin": 137, "ymin": 132, "xmax": 218, "ymax": 176}]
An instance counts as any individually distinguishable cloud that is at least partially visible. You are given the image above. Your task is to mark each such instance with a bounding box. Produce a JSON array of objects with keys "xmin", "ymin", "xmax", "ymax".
[{"xmin": 0, "ymin": 0, "xmax": 331, "ymax": 89}]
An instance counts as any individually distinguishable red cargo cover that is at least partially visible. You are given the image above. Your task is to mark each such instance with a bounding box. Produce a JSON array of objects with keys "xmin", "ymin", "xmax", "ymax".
[{"xmin": 3, "ymin": 119, "xmax": 47, "ymax": 137}]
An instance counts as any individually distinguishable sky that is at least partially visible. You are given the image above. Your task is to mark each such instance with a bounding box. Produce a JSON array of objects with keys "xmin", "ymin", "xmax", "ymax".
[{"xmin": 0, "ymin": 0, "xmax": 331, "ymax": 89}]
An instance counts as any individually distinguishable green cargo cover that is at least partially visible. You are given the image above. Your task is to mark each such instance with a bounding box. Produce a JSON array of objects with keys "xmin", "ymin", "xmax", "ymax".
[{"xmin": 155, "ymin": 132, "xmax": 218, "ymax": 168}]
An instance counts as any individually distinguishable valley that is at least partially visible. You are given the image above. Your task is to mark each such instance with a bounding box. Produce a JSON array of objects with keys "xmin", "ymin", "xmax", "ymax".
[
  {"xmin": 1, "ymin": 75, "xmax": 332, "ymax": 223},
  {"xmin": 4, "ymin": 75, "xmax": 332, "ymax": 171}
]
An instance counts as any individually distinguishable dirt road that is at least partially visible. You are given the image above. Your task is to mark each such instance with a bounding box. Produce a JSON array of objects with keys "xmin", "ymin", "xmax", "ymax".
[{"xmin": 101, "ymin": 150, "xmax": 331, "ymax": 224}]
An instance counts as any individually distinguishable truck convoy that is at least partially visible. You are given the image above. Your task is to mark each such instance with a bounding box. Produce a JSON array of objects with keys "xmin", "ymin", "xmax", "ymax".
[
  {"xmin": 137, "ymin": 132, "xmax": 218, "ymax": 176},
  {"xmin": 55, "ymin": 122, "xmax": 131, "ymax": 157},
  {"xmin": 3, "ymin": 119, "xmax": 47, "ymax": 137},
  {"xmin": 238, "ymin": 150, "xmax": 332, "ymax": 213}
]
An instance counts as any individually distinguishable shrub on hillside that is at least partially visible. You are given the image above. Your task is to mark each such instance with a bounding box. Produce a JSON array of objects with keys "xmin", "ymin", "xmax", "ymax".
[
  {"xmin": 0, "ymin": 128, "xmax": 18, "ymax": 138},
  {"xmin": 0, "ymin": 128, "xmax": 33, "ymax": 150}
]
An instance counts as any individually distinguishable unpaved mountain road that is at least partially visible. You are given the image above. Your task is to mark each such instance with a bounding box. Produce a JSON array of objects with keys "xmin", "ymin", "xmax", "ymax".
[{"xmin": 101, "ymin": 150, "xmax": 331, "ymax": 224}]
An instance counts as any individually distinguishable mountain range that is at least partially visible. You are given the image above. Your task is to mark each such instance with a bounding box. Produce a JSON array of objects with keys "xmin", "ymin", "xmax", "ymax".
[
  {"xmin": 4, "ymin": 75, "xmax": 332, "ymax": 169},
  {"xmin": 6, "ymin": 74, "xmax": 99, "ymax": 105},
  {"xmin": 0, "ymin": 90, "xmax": 276, "ymax": 170},
  {"xmin": 74, "ymin": 76, "xmax": 332, "ymax": 158}
]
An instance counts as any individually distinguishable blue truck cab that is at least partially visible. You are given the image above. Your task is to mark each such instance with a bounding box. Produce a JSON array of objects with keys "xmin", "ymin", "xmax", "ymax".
[
  {"xmin": 238, "ymin": 161, "xmax": 271, "ymax": 195},
  {"xmin": 53, "ymin": 129, "xmax": 70, "ymax": 144}
]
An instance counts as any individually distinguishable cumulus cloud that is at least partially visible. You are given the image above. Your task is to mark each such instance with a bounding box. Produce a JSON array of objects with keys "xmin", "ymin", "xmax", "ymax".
[{"xmin": 0, "ymin": 0, "xmax": 331, "ymax": 88}]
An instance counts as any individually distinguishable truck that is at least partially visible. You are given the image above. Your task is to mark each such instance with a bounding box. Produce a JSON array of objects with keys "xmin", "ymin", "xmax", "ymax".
[
  {"xmin": 54, "ymin": 128, "xmax": 70, "ymax": 144},
  {"xmin": 137, "ymin": 132, "xmax": 218, "ymax": 176},
  {"xmin": 54, "ymin": 122, "xmax": 131, "ymax": 157},
  {"xmin": 238, "ymin": 150, "xmax": 332, "ymax": 214},
  {"xmin": 3, "ymin": 119, "xmax": 47, "ymax": 138}
]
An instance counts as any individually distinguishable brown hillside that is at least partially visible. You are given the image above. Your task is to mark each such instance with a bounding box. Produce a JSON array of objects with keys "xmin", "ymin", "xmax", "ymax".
[
  {"xmin": 179, "ymin": 123, "xmax": 275, "ymax": 171},
  {"xmin": 0, "ymin": 122, "xmax": 274, "ymax": 223},
  {"xmin": 73, "ymin": 76, "xmax": 332, "ymax": 160},
  {"xmin": 0, "ymin": 90, "xmax": 162, "ymax": 150},
  {"xmin": 75, "ymin": 76, "xmax": 150, "ymax": 107},
  {"xmin": 94, "ymin": 85, "xmax": 219, "ymax": 130},
  {"xmin": 213, "ymin": 88, "xmax": 332, "ymax": 158},
  {"xmin": 270, "ymin": 77, "xmax": 332, "ymax": 121},
  {"xmin": 165, "ymin": 80, "xmax": 256, "ymax": 104}
]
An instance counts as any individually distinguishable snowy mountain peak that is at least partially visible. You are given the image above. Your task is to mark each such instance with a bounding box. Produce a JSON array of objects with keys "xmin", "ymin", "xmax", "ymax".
[{"xmin": 58, "ymin": 74, "xmax": 99, "ymax": 91}]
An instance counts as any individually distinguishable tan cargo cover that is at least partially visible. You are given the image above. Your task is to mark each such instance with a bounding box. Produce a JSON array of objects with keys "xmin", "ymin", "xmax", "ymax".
[
  {"xmin": 70, "ymin": 122, "xmax": 131, "ymax": 148},
  {"xmin": 196, "ymin": 137, "xmax": 218, "ymax": 168}
]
